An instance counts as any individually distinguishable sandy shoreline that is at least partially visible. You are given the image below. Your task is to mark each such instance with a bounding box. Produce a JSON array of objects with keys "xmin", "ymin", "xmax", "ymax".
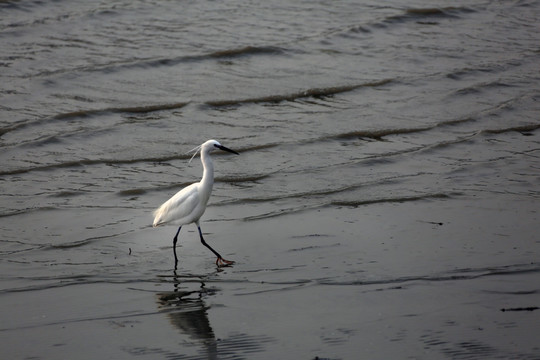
[{"xmin": 2, "ymin": 192, "xmax": 539, "ymax": 359}]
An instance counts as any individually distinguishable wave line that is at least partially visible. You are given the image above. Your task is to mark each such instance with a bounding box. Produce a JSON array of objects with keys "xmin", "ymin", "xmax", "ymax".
[{"xmin": 205, "ymin": 79, "xmax": 392, "ymax": 107}]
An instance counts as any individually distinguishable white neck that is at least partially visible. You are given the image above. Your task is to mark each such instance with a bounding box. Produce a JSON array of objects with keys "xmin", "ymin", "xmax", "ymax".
[{"xmin": 199, "ymin": 150, "xmax": 214, "ymax": 201}]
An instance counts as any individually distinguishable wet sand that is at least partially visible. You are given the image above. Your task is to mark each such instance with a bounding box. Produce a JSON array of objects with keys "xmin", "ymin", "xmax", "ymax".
[
  {"xmin": 2, "ymin": 190, "xmax": 539, "ymax": 359},
  {"xmin": 2, "ymin": 1, "xmax": 540, "ymax": 358}
]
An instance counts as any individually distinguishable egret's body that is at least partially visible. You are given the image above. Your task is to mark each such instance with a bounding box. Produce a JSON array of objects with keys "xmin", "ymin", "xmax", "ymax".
[{"xmin": 153, "ymin": 139, "xmax": 238, "ymax": 268}]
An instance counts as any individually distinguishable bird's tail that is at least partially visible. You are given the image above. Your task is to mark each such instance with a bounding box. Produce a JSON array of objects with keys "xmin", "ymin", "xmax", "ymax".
[{"xmin": 152, "ymin": 207, "xmax": 164, "ymax": 227}]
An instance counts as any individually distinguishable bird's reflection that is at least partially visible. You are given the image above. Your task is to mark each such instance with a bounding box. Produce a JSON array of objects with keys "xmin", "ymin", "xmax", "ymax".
[{"xmin": 156, "ymin": 270, "xmax": 218, "ymax": 358}]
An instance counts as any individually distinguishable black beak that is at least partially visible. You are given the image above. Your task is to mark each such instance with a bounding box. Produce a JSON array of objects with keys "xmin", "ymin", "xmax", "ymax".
[{"xmin": 215, "ymin": 144, "xmax": 239, "ymax": 155}]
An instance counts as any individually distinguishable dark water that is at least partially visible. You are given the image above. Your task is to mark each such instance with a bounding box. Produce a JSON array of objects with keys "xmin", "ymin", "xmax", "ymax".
[{"xmin": 1, "ymin": 0, "xmax": 540, "ymax": 359}]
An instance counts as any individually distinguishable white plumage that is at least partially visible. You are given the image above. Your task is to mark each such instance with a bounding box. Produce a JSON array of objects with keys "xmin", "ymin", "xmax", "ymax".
[
  {"xmin": 153, "ymin": 183, "xmax": 206, "ymax": 227},
  {"xmin": 153, "ymin": 139, "xmax": 239, "ymax": 268}
]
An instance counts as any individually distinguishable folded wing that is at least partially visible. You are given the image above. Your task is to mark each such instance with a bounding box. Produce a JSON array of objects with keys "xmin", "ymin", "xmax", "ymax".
[{"xmin": 153, "ymin": 183, "xmax": 200, "ymax": 227}]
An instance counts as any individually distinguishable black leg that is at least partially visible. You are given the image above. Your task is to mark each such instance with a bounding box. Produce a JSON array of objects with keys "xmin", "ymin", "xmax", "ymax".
[
  {"xmin": 197, "ymin": 226, "xmax": 235, "ymax": 267},
  {"xmin": 197, "ymin": 226, "xmax": 223, "ymax": 259},
  {"xmin": 173, "ymin": 226, "xmax": 181, "ymax": 269}
]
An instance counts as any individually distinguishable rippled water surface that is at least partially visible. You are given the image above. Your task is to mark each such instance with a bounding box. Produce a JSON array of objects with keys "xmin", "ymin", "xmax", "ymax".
[{"xmin": 1, "ymin": 0, "xmax": 540, "ymax": 358}]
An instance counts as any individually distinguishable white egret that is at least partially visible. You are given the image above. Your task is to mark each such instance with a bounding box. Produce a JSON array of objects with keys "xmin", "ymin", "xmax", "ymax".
[{"xmin": 153, "ymin": 139, "xmax": 239, "ymax": 268}]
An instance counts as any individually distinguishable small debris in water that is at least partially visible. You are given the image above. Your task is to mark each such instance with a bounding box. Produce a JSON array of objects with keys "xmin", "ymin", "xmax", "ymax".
[{"xmin": 500, "ymin": 307, "xmax": 538, "ymax": 312}]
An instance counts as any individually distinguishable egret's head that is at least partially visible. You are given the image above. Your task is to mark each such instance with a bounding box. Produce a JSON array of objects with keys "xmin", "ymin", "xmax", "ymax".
[
  {"xmin": 205, "ymin": 139, "xmax": 239, "ymax": 155},
  {"xmin": 188, "ymin": 140, "xmax": 238, "ymax": 163}
]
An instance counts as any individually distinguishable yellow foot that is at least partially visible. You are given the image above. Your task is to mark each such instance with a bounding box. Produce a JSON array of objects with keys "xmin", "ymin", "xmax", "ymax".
[{"xmin": 216, "ymin": 257, "xmax": 235, "ymax": 267}]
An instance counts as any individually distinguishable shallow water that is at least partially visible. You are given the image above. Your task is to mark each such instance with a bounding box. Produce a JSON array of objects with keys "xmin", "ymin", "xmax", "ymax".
[{"xmin": 1, "ymin": 0, "xmax": 540, "ymax": 359}]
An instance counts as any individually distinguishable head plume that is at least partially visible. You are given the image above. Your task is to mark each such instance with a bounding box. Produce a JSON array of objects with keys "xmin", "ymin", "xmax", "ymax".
[{"xmin": 187, "ymin": 144, "xmax": 202, "ymax": 164}]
